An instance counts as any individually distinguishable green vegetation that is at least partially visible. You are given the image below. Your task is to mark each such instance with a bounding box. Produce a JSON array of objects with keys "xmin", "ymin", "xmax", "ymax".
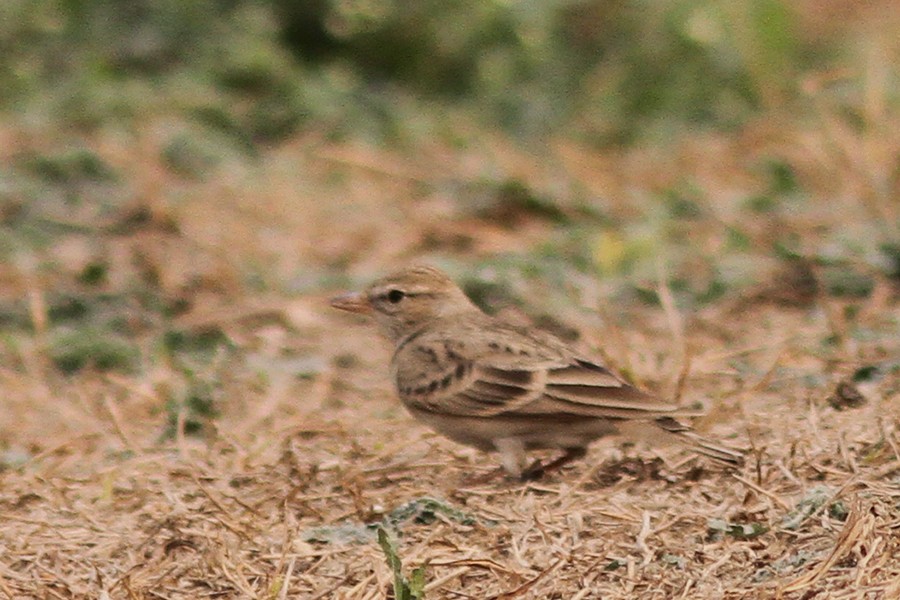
[
  {"xmin": 0, "ymin": 3, "xmax": 897, "ymax": 597},
  {"xmin": 0, "ymin": 0, "xmax": 867, "ymax": 144},
  {"xmin": 378, "ymin": 527, "xmax": 427, "ymax": 600}
]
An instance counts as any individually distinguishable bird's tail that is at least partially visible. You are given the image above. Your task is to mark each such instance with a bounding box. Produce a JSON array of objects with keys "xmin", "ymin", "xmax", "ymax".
[{"xmin": 654, "ymin": 417, "xmax": 745, "ymax": 466}]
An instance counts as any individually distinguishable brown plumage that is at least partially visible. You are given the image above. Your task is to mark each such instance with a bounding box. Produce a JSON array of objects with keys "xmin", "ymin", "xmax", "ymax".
[{"xmin": 331, "ymin": 265, "xmax": 743, "ymax": 479}]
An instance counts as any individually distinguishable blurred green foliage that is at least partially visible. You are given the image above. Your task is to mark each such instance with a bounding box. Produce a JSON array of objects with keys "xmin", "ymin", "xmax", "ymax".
[
  {"xmin": 1, "ymin": 0, "xmax": 895, "ymax": 333},
  {"xmin": 49, "ymin": 325, "xmax": 139, "ymax": 373},
  {"xmin": 0, "ymin": 0, "xmax": 827, "ymax": 144}
]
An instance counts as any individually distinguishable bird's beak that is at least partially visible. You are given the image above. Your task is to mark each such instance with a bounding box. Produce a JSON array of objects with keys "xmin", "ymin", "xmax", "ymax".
[{"xmin": 329, "ymin": 292, "xmax": 373, "ymax": 314}]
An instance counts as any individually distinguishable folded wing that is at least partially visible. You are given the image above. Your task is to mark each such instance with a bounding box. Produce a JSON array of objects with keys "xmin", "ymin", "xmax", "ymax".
[{"xmin": 398, "ymin": 330, "xmax": 682, "ymax": 420}]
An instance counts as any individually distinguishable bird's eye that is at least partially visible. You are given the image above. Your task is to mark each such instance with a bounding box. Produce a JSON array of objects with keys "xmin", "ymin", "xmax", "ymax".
[{"xmin": 386, "ymin": 289, "xmax": 405, "ymax": 303}]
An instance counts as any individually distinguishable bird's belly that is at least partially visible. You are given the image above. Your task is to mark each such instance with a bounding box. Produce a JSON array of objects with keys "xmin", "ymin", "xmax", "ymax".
[{"xmin": 406, "ymin": 407, "xmax": 619, "ymax": 451}]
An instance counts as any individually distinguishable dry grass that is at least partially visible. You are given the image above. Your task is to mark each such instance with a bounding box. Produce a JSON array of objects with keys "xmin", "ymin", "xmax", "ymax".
[
  {"xmin": 1, "ymin": 32, "xmax": 900, "ymax": 599},
  {"xmin": 1, "ymin": 291, "xmax": 898, "ymax": 599}
]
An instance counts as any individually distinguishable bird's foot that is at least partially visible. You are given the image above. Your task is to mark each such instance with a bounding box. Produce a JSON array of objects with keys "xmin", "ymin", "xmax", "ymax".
[
  {"xmin": 519, "ymin": 448, "xmax": 587, "ymax": 482},
  {"xmin": 520, "ymin": 458, "xmax": 549, "ymax": 481}
]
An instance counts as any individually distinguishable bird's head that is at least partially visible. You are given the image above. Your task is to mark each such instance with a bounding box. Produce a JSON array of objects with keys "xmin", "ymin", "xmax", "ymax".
[{"xmin": 330, "ymin": 266, "xmax": 478, "ymax": 341}]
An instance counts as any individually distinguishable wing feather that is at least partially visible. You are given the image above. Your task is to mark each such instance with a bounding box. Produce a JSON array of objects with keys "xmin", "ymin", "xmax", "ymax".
[
  {"xmin": 546, "ymin": 360, "xmax": 625, "ymax": 387},
  {"xmin": 395, "ymin": 320, "xmax": 682, "ymax": 419}
]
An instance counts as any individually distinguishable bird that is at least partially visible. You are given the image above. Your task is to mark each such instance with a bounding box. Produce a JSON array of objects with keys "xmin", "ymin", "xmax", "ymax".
[{"xmin": 330, "ymin": 265, "xmax": 743, "ymax": 480}]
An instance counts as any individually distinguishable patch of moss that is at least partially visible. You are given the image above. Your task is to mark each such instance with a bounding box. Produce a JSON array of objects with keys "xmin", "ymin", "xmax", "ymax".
[
  {"xmin": 49, "ymin": 327, "xmax": 139, "ymax": 374},
  {"xmin": 23, "ymin": 148, "xmax": 117, "ymax": 185}
]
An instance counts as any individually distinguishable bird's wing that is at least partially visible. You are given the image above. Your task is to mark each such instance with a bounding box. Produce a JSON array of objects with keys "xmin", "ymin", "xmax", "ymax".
[{"xmin": 393, "ymin": 320, "xmax": 681, "ymax": 419}]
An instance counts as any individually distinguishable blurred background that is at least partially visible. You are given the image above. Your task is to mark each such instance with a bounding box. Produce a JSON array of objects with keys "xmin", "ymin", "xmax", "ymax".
[
  {"xmin": 0, "ymin": 0, "xmax": 898, "ymax": 445},
  {"xmin": 2, "ymin": 5, "xmax": 899, "ymax": 597}
]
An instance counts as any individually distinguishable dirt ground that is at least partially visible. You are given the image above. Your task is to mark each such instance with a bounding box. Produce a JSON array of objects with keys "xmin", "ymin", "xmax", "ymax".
[{"xmin": 1, "ymin": 84, "xmax": 900, "ymax": 598}]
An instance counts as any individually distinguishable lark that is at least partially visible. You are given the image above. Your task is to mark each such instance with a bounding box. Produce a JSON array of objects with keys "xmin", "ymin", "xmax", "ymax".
[{"xmin": 331, "ymin": 266, "xmax": 742, "ymax": 479}]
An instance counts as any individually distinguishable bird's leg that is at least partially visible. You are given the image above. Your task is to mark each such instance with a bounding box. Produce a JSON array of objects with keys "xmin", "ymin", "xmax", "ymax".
[
  {"xmin": 521, "ymin": 447, "xmax": 587, "ymax": 481},
  {"xmin": 494, "ymin": 437, "xmax": 529, "ymax": 479}
]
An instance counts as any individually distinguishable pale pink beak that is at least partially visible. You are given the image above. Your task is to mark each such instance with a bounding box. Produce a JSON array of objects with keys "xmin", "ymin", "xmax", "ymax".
[{"xmin": 329, "ymin": 291, "xmax": 373, "ymax": 314}]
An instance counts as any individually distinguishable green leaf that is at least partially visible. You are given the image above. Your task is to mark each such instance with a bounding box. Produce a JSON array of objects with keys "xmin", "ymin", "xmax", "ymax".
[
  {"xmin": 604, "ymin": 559, "xmax": 625, "ymax": 571},
  {"xmin": 376, "ymin": 526, "xmax": 426, "ymax": 600},
  {"xmin": 377, "ymin": 527, "xmax": 404, "ymax": 594},
  {"xmin": 781, "ymin": 486, "xmax": 831, "ymax": 530},
  {"xmin": 409, "ymin": 566, "xmax": 428, "ymax": 598},
  {"xmin": 384, "ymin": 497, "xmax": 478, "ymax": 528},
  {"xmin": 707, "ymin": 518, "xmax": 768, "ymax": 540},
  {"xmin": 852, "ymin": 365, "xmax": 879, "ymax": 382}
]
